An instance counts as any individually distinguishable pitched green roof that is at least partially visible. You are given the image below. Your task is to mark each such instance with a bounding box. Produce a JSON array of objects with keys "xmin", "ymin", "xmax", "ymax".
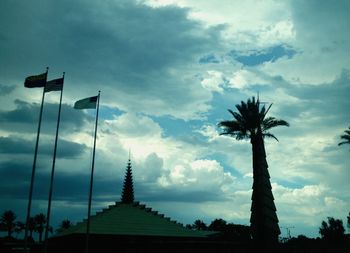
[{"xmin": 55, "ymin": 202, "xmax": 214, "ymax": 238}]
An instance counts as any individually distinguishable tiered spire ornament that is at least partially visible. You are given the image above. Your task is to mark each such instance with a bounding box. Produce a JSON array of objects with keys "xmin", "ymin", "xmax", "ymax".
[{"xmin": 121, "ymin": 159, "xmax": 134, "ymax": 204}]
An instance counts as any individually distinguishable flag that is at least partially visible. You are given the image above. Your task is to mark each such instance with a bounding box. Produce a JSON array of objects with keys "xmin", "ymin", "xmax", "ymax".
[
  {"xmin": 74, "ymin": 96, "xmax": 98, "ymax": 109},
  {"xmin": 24, "ymin": 72, "xmax": 47, "ymax": 88},
  {"xmin": 45, "ymin": 77, "xmax": 64, "ymax": 93}
]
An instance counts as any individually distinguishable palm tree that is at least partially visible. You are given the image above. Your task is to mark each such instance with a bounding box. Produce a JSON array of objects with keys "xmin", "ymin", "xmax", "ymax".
[
  {"xmin": 219, "ymin": 96, "xmax": 289, "ymax": 243},
  {"xmin": 193, "ymin": 219, "xmax": 207, "ymax": 231},
  {"xmin": 338, "ymin": 126, "xmax": 350, "ymax": 147},
  {"xmin": 0, "ymin": 210, "xmax": 17, "ymax": 238},
  {"xmin": 56, "ymin": 219, "xmax": 72, "ymax": 233},
  {"xmin": 34, "ymin": 213, "xmax": 47, "ymax": 242},
  {"xmin": 14, "ymin": 221, "xmax": 25, "ymax": 239},
  {"xmin": 27, "ymin": 217, "xmax": 36, "ymax": 241}
]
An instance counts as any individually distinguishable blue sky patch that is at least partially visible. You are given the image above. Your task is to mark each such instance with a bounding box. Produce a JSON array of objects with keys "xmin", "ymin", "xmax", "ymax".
[
  {"xmin": 230, "ymin": 45, "xmax": 297, "ymax": 66},
  {"xmin": 199, "ymin": 53, "xmax": 221, "ymax": 64},
  {"xmin": 99, "ymin": 105, "xmax": 124, "ymax": 120},
  {"xmin": 150, "ymin": 115, "xmax": 203, "ymax": 138},
  {"xmin": 276, "ymin": 179, "xmax": 310, "ymax": 190}
]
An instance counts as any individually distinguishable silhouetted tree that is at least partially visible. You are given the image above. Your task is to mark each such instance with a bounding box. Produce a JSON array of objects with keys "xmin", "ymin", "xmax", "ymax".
[
  {"xmin": 208, "ymin": 218, "xmax": 227, "ymax": 232},
  {"xmin": 219, "ymin": 96, "xmax": 289, "ymax": 243},
  {"xmin": 226, "ymin": 223, "xmax": 251, "ymax": 241},
  {"xmin": 338, "ymin": 126, "xmax": 350, "ymax": 148},
  {"xmin": 56, "ymin": 219, "xmax": 72, "ymax": 233},
  {"xmin": 207, "ymin": 219, "xmax": 251, "ymax": 241},
  {"xmin": 193, "ymin": 220, "xmax": 207, "ymax": 230},
  {"xmin": 347, "ymin": 212, "xmax": 350, "ymax": 231},
  {"xmin": 34, "ymin": 213, "xmax": 47, "ymax": 242},
  {"xmin": 319, "ymin": 217, "xmax": 345, "ymax": 242},
  {"xmin": 0, "ymin": 210, "xmax": 17, "ymax": 237},
  {"xmin": 185, "ymin": 224, "xmax": 193, "ymax": 229},
  {"xmin": 14, "ymin": 221, "xmax": 24, "ymax": 238},
  {"xmin": 27, "ymin": 217, "xmax": 36, "ymax": 240}
]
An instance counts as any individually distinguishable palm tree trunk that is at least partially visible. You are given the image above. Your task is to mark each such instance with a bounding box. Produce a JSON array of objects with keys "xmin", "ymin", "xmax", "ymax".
[
  {"xmin": 250, "ymin": 129, "xmax": 280, "ymax": 244},
  {"xmin": 39, "ymin": 230, "xmax": 43, "ymax": 242}
]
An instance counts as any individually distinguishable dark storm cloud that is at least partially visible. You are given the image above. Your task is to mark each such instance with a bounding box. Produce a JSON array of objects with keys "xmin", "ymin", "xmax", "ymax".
[
  {"xmin": 0, "ymin": 155, "xmax": 226, "ymax": 203},
  {"xmin": 0, "ymin": 160, "xmax": 31, "ymax": 199},
  {"xmin": 0, "ymin": 136, "xmax": 87, "ymax": 158},
  {"xmin": 0, "ymin": 85, "xmax": 16, "ymax": 96},
  {"xmin": 278, "ymin": 69, "xmax": 350, "ymax": 125},
  {"xmin": 290, "ymin": 0, "xmax": 350, "ymax": 48},
  {"xmin": 0, "ymin": 100, "xmax": 37, "ymax": 125},
  {"xmin": 0, "ymin": 158, "xmax": 119, "ymax": 201},
  {"xmin": 0, "ymin": 99, "xmax": 89, "ymax": 134},
  {"xmin": 0, "ymin": 0, "xmax": 222, "ymax": 119},
  {"xmin": 0, "ymin": 136, "xmax": 33, "ymax": 154},
  {"xmin": 136, "ymin": 186, "xmax": 226, "ymax": 203}
]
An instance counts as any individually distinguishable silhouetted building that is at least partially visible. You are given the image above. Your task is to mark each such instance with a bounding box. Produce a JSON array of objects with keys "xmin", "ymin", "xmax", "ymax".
[{"xmin": 48, "ymin": 159, "xmax": 221, "ymax": 253}]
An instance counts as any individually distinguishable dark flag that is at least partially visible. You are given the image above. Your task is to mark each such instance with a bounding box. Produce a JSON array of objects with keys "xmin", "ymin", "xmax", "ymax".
[
  {"xmin": 74, "ymin": 96, "xmax": 98, "ymax": 109},
  {"xmin": 45, "ymin": 77, "xmax": 64, "ymax": 92},
  {"xmin": 24, "ymin": 72, "xmax": 47, "ymax": 88}
]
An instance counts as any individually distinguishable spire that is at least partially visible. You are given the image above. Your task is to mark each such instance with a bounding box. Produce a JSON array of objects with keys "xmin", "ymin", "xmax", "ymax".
[{"xmin": 121, "ymin": 158, "xmax": 134, "ymax": 204}]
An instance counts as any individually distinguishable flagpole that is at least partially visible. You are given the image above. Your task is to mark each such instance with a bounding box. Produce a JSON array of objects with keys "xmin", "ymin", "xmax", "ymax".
[
  {"xmin": 24, "ymin": 67, "xmax": 49, "ymax": 252},
  {"xmin": 85, "ymin": 91, "xmax": 100, "ymax": 253},
  {"xmin": 43, "ymin": 72, "xmax": 65, "ymax": 253}
]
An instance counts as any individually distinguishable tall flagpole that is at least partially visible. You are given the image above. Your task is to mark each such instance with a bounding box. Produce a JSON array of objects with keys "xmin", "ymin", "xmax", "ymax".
[
  {"xmin": 43, "ymin": 72, "xmax": 65, "ymax": 253},
  {"xmin": 85, "ymin": 91, "xmax": 100, "ymax": 253},
  {"xmin": 24, "ymin": 67, "xmax": 49, "ymax": 252}
]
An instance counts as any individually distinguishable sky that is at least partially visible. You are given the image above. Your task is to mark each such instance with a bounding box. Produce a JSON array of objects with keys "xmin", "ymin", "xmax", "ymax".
[{"xmin": 0, "ymin": 0, "xmax": 349, "ymax": 239}]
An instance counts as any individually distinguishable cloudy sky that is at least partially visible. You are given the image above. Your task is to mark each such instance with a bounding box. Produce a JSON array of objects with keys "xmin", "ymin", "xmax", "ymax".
[{"xmin": 1, "ymin": 0, "xmax": 349, "ymax": 238}]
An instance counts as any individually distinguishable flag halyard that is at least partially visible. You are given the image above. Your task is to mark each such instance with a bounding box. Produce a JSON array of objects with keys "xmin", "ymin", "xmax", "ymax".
[
  {"xmin": 74, "ymin": 96, "xmax": 98, "ymax": 109},
  {"xmin": 24, "ymin": 72, "xmax": 47, "ymax": 88}
]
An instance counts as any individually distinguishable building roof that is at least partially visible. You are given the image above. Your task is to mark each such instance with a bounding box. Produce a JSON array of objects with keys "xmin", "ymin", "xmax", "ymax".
[{"xmin": 55, "ymin": 202, "xmax": 214, "ymax": 238}]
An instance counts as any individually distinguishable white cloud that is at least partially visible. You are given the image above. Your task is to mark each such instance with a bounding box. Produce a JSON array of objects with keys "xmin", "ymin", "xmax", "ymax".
[
  {"xmin": 273, "ymin": 182, "xmax": 348, "ymax": 230},
  {"xmin": 160, "ymin": 159, "xmax": 235, "ymax": 190},
  {"xmin": 196, "ymin": 124, "xmax": 219, "ymax": 141},
  {"xmin": 200, "ymin": 70, "xmax": 225, "ymax": 93},
  {"xmin": 228, "ymin": 69, "xmax": 266, "ymax": 89},
  {"xmin": 261, "ymin": 0, "xmax": 350, "ymax": 84}
]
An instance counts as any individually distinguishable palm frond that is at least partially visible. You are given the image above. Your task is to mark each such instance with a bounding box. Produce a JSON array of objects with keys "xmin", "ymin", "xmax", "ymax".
[
  {"xmin": 228, "ymin": 109, "xmax": 235, "ymax": 117},
  {"xmin": 262, "ymin": 117, "xmax": 290, "ymax": 132},
  {"xmin": 338, "ymin": 135, "xmax": 350, "ymax": 146},
  {"xmin": 338, "ymin": 127, "xmax": 350, "ymax": 146},
  {"xmin": 232, "ymin": 111, "xmax": 245, "ymax": 123},
  {"xmin": 340, "ymin": 134, "xmax": 350, "ymax": 140},
  {"xmin": 219, "ymin": 96, "xmax": 289, "ymax": 142},
  {"xmin": 235, "ymin": 132, "xmax": 250, "ymax": 141},
  {"xmin": 219, "ymin": 121, "xmax": 240, "ymax": 134},
  {"xmin": 338, "ymin": 141, "xmax": 350, "ymax": 146},
  {"xmin": 262, "ymin": 103, "xmax": 273, "ymax": 119},
  {"xmin": 263, "ymin": 132, "xmax": 279, "ymax": 141},
  {"xmin": 218, "ymin": 120, "xmax": 249, "ymax": 139}
]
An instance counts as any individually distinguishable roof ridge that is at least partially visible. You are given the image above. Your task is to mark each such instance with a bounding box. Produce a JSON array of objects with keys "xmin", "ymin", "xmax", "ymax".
[
  {"xmin": 54, "ymin": 201, "xmax": 215, "ymax": 238},
  {"xmin": 134, "ymin": 202, "xmax": 185, "ymax": 227}
]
